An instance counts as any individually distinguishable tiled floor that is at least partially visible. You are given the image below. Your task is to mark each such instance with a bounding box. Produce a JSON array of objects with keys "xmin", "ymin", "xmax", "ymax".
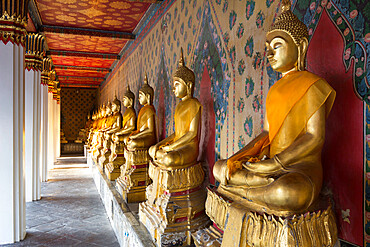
[{"xmin": 3, "ymin": 164, "xmax": 119, "ymax": 247}]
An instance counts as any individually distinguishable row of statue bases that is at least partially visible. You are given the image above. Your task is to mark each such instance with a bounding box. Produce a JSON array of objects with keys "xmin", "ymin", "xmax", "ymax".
[{"xmin": 83, "ymin": 3, "xmax": 338, "ymax": 246}]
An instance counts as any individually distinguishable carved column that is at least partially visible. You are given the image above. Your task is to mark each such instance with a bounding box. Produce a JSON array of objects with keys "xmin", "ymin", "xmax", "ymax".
[
  {"xmin": 24, "ymin": 33, "xmax": 45, "ymax": 202},
  {"xmin": 0, "ymin": 0, "xmax": 29, "ymax": 244}
]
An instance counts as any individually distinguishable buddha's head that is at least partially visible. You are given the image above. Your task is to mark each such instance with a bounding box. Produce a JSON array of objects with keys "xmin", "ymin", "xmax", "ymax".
[
  {"xmin": 139, "ymin": 73, "xmax": 154, "ymax": 106},
  {"xmin": 123, "ymin": 85, "xmax": 135, "ymax": 108},
  {"xmin": 105, "ymin": 103, "xmax": 112, "ymax": 116},
  {"xmin": 173, "ymin": 48, "xmax": 195, "ymax": 98},
  {"xmin": 111, "ymin": 95, "xmax": 121, "ymax": 113},
  {"xmin": 100, "ymin": 105, "xmax": 106, "ymax": 118},
  {"xmin": 265, "ymin": 0, "xmax": 308, "ymax": 74}
]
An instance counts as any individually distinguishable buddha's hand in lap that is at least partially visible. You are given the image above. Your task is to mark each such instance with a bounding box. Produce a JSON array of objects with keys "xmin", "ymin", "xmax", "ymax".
[{"xmin": 244, "ymin": 157, "xmax": 282, "ymax": 175}]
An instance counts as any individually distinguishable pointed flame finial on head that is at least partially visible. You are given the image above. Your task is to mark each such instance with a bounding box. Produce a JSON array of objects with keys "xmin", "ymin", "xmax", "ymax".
[
  {"xmin": 179, "ymin": 47, "xmax": 184, "ymax": 67},
  {"xmin": 281, "ymin": 0, "xmax": 292, "ymax": 12},
  {"xmin": 144, "ymin": 72, "xmax": 148, "ymax": 85},
  {"xmin": 124, "ymin": 83, "xmax": 135, "ymax": 101}
]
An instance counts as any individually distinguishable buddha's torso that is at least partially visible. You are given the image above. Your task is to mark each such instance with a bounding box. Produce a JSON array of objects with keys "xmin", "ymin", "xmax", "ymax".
[
  {"xmin": 174, "ymin": 98, "xmax": 201, "ymax": 143},
  {"xmin": 122, "ymin": 107, "xmax": 136, "ymax": 129},
  {"xmin": 137, "ymin": 105, "xmax": 155, "ymax": 132}
]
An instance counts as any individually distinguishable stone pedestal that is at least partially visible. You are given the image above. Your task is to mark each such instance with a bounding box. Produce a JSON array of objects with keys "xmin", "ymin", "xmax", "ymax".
[
  {"xmin": 116, "ymin": 148, "xmax": 151, "ymax": 203},
  {"xmin": 193, "ymin": 187, "xmax": 338, "ymax": 247},
  {"xmin": 139, "ymin": 161, "xmax": 210, "ymax": 246}
]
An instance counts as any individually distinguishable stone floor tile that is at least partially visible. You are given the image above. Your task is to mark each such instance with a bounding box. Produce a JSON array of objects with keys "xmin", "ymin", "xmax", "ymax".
[{"xmin": 3, "ymin": 164, "xmax": 119, "ymax": 247}]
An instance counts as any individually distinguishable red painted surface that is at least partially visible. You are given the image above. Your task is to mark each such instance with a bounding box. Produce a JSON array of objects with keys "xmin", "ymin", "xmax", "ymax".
[
  {"xmin": 45, "ymin": 32, "xmax": 127, "ymax": 54},
  {"xmin": 199, "ymin": 67, "xmax": 216, "ymax": 184},
  {"xmin": 158, "ymin": 86, "xmax": 166, "ymax": 140},
  {"xmin": 36, "ymin": 0, "xmax": 151, "ymax": 32},
  {"xmin": 307, "ymin": 10, "xmax": 363, "ymax": 245},
  {"xmin": 51, "ymin": 55, "xmax": 115, "ymax": 68},
  {"xmin": 55, "ymin": 69, "xmax": 108, "ymax": 78}
]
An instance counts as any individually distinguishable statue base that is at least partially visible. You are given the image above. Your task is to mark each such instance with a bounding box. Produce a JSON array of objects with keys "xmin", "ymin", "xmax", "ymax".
[
  {"xmin": 115, "ymin": 148, "xmax": 151, "ymax": 203},
  {"xmin": 98, "ymin": 148, "xmax": 110, "ymax": 172},
  {"xmin": 139, "ymin": 161, "xmax": 210, "ymax": 247},
  {"xmin": 193, "ymin": 187, "xmax": 338, "ymax": 247},
  {"xmin": 105, "ymin": 158, "xmax": 123, "ymax": 181}
]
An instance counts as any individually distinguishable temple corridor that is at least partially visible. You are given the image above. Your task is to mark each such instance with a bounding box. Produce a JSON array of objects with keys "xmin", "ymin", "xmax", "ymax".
[{"xmin": 3, "ymin": 158, "xmax": 119, "ymax": 247}]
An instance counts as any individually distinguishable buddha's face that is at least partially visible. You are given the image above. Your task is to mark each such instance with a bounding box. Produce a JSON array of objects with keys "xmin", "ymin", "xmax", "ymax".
[
  {"xmin": 139, "ymin": 91, "xmax": 148, "ymax": 105},
  {"xmin": 111, "ymin": 103, "xmax": 118, "ymax": 112},
  {"xmin": 266, "ymin": 31, "xmax": 298, "ymax": 73},
  {"xmin": 173, "ymin": 79, "xmax": 188, "ymax": 99},
  {"xmin": 123, "ymin": 96, "xmax": 132, "ymax": 108},
  {"xmin": 106, "ymin": 106, "xmax": 112, "ymax": 115}
]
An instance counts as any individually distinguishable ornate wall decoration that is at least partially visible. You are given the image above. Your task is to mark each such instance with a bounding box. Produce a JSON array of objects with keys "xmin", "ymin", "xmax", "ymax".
[{"xmin": 100, "ymin": 1, "xmax": 369, "ymax": 245}]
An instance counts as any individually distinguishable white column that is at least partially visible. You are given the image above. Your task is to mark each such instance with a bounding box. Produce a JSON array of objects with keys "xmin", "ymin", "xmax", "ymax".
[
  {"xmin": 40, "ymin": 84, "xmax": 48, "ymax": 181},
  {"xmin": 56, "ymin": 102, "xmax": 61, "ymax": 158},
  {"xmin": 47, "ymin": 92, "xmax": 55, "ymax": 170},
  {"xmin": 0, "ymin": 42, "xmax": 26, "ymax": 244},
  {"xmin": 25, "ymin": 69, "xmax": 41, "ymax": 202}
]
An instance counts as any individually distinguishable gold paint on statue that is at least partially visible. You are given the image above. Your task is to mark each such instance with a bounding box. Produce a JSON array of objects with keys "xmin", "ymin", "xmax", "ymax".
[
  {"xmin": 115, "ymin": 75, "xmax": 157, "ymax": 203},
  {"xmin": 106, "ymin": 86, "xmax": 137, "ymax": 181},
  {"xmin": 196, "ymin": 1, "xmax": 338, "ymax": 246},
  {"xmin": 139, "ymin": 48, "xmax": 209, "ymax": 247}
]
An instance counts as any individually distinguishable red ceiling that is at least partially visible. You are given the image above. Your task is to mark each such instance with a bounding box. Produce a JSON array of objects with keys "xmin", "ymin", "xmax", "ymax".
[
  {"xmin": 46, "ymin": 32, "xmax": 127, "ymax": 54},
  {"xmin": 36, "ymin": 0, "xmax": 150, "ymax": 32},
  {"xmin": 51, "ymin": 55, "xmax": 116, "ymax": 68},
  {"xmin": 34, "ymin": 0, "xmax": 156, "ymax": 87},
  {"xmin": 54, "ymin": 69, "xmax": 108, "ymax": 78}
]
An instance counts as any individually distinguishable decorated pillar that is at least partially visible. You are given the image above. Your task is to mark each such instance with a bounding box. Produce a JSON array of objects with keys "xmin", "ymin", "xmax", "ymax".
[
  {"xmin": 40, "ymin": 58, "xmax": 51, "ymax": 182},
  {"xmin": 0, "ymin": 0, "xmax": 29, "ymax": 244},
  {"xmin": 24, "ymin": 33, "xmax": 44, "ymax": 202}
]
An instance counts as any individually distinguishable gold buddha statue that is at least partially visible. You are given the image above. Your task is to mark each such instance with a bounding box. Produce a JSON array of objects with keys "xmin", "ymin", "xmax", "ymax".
[
  {"xmin": 116, "ymin": 75, "xmax": 157, "ymax": 202},
  {"xmin": 139, "ymin": 49, "xmax": 209, "ymax": 247},
  {"xmin": 99, "ymin": 97, "xmax": 123, "ymax": 170},
  {"xmin": 91, "ymin": 105, "xmax": 107, "ymax": 164},
  {"xmin": 106, "ymin": 86, "xmax": 137, "ymax": 180},
  {"xmin": 194, "ymin": 1, "xmax": 338, "ymax": 246}
]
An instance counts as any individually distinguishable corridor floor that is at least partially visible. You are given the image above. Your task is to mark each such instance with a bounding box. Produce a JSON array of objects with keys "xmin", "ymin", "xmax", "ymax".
[{"xmin": 3, "ymin": 164, "xmax": 119, "ymax": 247}]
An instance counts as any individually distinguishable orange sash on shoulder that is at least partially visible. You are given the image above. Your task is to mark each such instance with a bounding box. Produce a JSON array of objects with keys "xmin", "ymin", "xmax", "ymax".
[{"xmin": 227, "ymin": 71, "xmax": 335, "ymax": 175}]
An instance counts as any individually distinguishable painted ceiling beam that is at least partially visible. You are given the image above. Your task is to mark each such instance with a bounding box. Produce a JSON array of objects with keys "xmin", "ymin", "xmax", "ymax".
[
  {"xmin": 48, "ymin": 50, "xmax": 120, "ymax": 60},
  {"xmin": 54, "ymin": 65, "xmax": 111, "ymax": 72},
  {"xmin": 42, "ymin": 25, "xmax": 135, "ymax": 39}
]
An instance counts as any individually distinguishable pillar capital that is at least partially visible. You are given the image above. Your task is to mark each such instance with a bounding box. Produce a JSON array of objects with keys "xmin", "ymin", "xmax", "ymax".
[
  {"xmin": 25, "ymin": 33, "xmax": 45, "ymax": 71},
  {"xmin": 0, "ymin": 0, "xmax": 30, "ymax": 46},
  {"xmin": 41, "ymin": 58, "xmax": 52, "ymax": 85}
]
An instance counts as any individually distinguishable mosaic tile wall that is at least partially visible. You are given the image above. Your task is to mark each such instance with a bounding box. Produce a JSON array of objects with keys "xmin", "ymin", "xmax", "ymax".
[
  {"xmin": 61, "ymin": 88, "xmax": 97, "ymax": 141},
  {"xmin": 100, "ymin": 0, "xmax": 369, "ymax": 245}
]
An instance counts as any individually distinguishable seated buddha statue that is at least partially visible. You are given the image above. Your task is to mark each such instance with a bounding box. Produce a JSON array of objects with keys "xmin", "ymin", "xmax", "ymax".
[
  {"xmin": 195, "ymin": 1, "xmax": 338, "ymax": 246},
  {"xmin": 112, "ymin": 86, "xmax": 137, "ymax": 146},
  {"xmin": 126, "ymin": 75, "xmax": 156, "ymax": 150},
  {"xmin": 106, "ymin": 86, "xmax": 137, "ymax": 180},
  {"xmin": 99, "ymin": 97, "xmax": 123, "ymax": 168},
  {"xmin": 149, "ymin": 50, "xmax": 201, "ymax": 169},
  {"xmin": 139, "ymin": 49, "xmax": 209, "ymax": 247},
  {"xmin": 116, "ymin": 75, "xmax": 156, "ymax": 202}
]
